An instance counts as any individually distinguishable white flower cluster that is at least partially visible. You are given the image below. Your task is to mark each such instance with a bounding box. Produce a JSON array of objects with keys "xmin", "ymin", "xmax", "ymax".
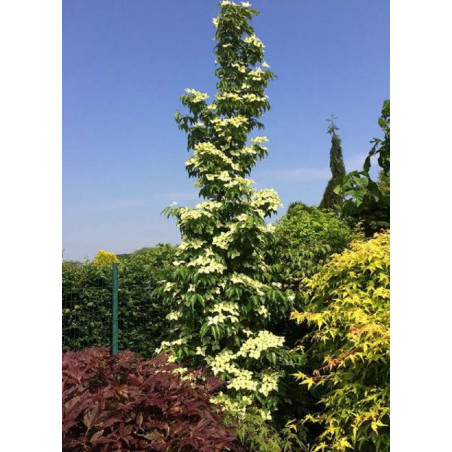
[
  {"xmin": 212, "ymin": 229, "xmax": 234, "ymax": 249},
  {"xmin": 230, "ymin": 273, "xmax": 267, "ymax": 296},
  {"xmin": 237, "ymin": 330, "xmax": 285, "ymax": 359},
  {"xmin": 228, "ymin": 369, "xmax": 258, "ymax": 391},
  {"xmin": 188, "ymin": 254, "xmax": 226, "ymax": 274},
  {"xmin": 190, "ymin": 143, "xmax": 239, "ymax": 171},
  {"xmin": 202, "ymin": 285, "xmax": 222, "ymax": 301},
  {"xmin": 242, "ymin": 93, "xmax": 267, "ymax": 103},
  {"xmin": 244, "ymin": 34, "xmax": 265, "ymax": 49},
  {"xmin": 249, "ymin": 67, "xmax": 266, "ymax": 81},
  {"xmin": 259, "ymin": 409, "xmax": 272, "ymax": 421},
  {"xmin": 196, "ymin": 200, "xmax": 223, "ymax": 211},
  {"xmin": 216, "ymin": 91, "xmax": 241, "ymax": 102},
  {"xmin": 231, "ymin": 62, "xmax": 247, "ymax": 74},
  {"xmin": 207, "ymin": 301, "xmax": 241, "ymax": 325},
  {"xmin": 164, "ymin": 281, "xmax": 175, "ymax": 292},
  {"xmin": 178, "ymin": 239, "xmax": 204, "ymax": 251},
  {"xmin": 156, "ymin": 337, "xmax": 187, "ymax": 354},
  {"xmin": 185, "ymin": 88, "xmax": 209, "ymax": 103},
  {"xmin": 252, "ymin": 188, "xmax": 282, "ymax": 212},
  {"xmin": 195, "ymin": 346, "xmax": 207, "ymax": 356},
  {"xmin": 219, "ymin": 0, "xmax": 251, "ymax": 6},
  {"xmin": 230, "ymin": 146, "xmax": 258, "ymax": 158},
  {"xmin": 266, "ymin": 223, "xmax": 276, "ymax": 233},
  {"xmin": 166, "ymin": 310, "xmax": 181, "ymax": 321},
  {"xmin": 210, "ymin": 301, "xmax": 240, "ymax": 316},
  {"xmin": 179, "ymin": 207, "xmax": 212, "ymax": 223},
  {"xmin": 211, "ymin": 115, "xmax": 248, "ymax": 129},
  {"xmin": 206, "ymin": 171, "xmax": 233, "ymax": 182},
  {"xmin": 207, "ymin": 349, "xmax": 238, "ymax": 375},
  {"xmin": 224, "ymin": 176, "xmax": 254, "ymax": 190},
  {"xmin": 257, "ymin": 305, "xmax": 269, "ymax": 318},
  {"xmin": 259, "ymin": 372, "xmax": 280, "ymax": 396},
  {"xmin": 250, "ymin": 135, "xmax": 268, "ymax": 144},
  {"xmin": 210, "ymin": 392, "xmax": 253, "ymax": 420},
  {"xmin": 207, "ymin": 312, "xmax": 239, "ymax": 325}
]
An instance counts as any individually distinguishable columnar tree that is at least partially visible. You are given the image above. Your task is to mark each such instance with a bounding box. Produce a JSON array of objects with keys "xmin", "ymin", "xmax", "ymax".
[
  {"xmin": 158, "ymin": 0, "xmax": 293, "ymax": 418},
  {"xmin": 319, "ymin": 117, "xmax": 346, "ymax": 211}
]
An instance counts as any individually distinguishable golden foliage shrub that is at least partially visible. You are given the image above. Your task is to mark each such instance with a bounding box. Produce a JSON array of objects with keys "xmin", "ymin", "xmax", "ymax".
[{"xmin": 291, "ymin": 231, "xmax": 390, "ymax": 451}]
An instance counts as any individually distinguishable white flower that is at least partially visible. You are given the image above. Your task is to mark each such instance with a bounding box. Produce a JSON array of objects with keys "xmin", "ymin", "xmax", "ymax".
[
  {"xmin": 251, "ymin": 136, "xmax": 268, "ymax": 143},
  {"xmin": 185, "ymin": 88, "xmax": 209, "ymax": 103}
]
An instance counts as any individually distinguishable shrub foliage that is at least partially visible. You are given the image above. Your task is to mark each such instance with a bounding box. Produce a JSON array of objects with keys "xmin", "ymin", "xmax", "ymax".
[
  {"xmin": 63, "ymin": 244, "xmax": 176, "ymax": 356},
  {"xmin": 272, "ymin": 203, "xmax": 357, "ymax": 291},
  {"xmin": 337, "ymin": 100, "xmax": 390, "ymax": 236},
  {"xmin": 62, "ymin": 348, "xmax": 244, "ymax": 451},
  {"xmin": 291, "ymin": 231, "xmax": 390, "ymax": 451}
]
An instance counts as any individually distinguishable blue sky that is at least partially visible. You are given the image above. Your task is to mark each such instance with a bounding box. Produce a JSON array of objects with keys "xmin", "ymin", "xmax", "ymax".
[{"xmin": 63, "ymin": 0, "xmax": 389, "ymax": 261}]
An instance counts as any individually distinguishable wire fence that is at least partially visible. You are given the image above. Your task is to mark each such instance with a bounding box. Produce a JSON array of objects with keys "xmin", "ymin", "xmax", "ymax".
[
  {"xmin": 62, "ymin": 262, "xmax": 160, "ymax": 357},
  {"xmin": 62, "ymin": 264, "xmax": 112, "ymax": 352}
]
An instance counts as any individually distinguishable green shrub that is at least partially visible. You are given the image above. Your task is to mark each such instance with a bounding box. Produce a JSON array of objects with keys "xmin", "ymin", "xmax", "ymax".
[
  {"xmin": 272, "ymin": 203, "xmax": 357, "ymax": 290},
  {"xmin": 337, "ymin": 100, "xmax": 390, "ymax": 236},
  {"xmin": 62, "ymin": 244, "xmax": 176, "ymax": 356},
  {"xmin": 291, "ymin": 231, "xmax": 390, "ymax": 451}
]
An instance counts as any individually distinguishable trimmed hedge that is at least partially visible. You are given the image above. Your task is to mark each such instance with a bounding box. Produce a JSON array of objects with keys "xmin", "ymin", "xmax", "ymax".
[{"xmin": 62, "ymin": 244, "xmax": 176, "ymax": 356}]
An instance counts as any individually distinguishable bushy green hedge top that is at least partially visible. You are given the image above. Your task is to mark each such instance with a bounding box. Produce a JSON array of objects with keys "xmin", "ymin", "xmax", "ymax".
[
  {"xmin": 62, "ymin": 244, "xmax": 177, "ymax": 356},
  {"xmin": 272, "ymin": 202, "xmax": 357, "ymax": 289}
]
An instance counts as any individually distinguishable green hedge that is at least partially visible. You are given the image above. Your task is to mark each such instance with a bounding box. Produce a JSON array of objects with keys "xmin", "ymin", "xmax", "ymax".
[{"xmin": 62, "ymin": 244, "xmax": 176, "ymax": 356}]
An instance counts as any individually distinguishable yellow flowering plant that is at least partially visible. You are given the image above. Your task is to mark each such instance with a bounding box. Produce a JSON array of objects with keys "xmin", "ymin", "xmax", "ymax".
[
  {"xmin": 92, "ymin": 250, "xmax": 119, "ymax": 268},
  {"xmin": 291, "ymin": 231, "xmax": 390, "ymax": 451},
  {"xmin": 158, "ymin": 0, "xmax": 296, "ymax": 418}
]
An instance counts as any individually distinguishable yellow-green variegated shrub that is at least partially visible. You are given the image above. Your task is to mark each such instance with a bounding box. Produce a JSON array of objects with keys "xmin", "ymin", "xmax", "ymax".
[{"xmin": 291, "ymin": 231, "xmax": 390, "ymax": 452}]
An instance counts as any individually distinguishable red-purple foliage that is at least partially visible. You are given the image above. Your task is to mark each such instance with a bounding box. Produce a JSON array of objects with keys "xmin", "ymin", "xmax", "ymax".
[{"xmin": 62, "ymin": 348, "xmax": 244, "ymax": 451}]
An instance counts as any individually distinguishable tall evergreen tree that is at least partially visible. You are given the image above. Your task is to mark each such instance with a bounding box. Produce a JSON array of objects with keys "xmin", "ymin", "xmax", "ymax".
[
  {"xmin": 319, "ymin": 116, "xmax": 346, "ymax": 210},
  {"xmin": 157, "ymin": 1, "xmax": 294, "ymax": 419}
]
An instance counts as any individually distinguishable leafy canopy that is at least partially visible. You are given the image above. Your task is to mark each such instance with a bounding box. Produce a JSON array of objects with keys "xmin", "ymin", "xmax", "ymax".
[{"xmin": 272, "ymin": 202, "xmax": 357, "ymax": 290}]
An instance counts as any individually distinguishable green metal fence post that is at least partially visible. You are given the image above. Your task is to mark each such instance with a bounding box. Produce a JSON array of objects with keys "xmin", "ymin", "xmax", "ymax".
[{"xmin": 111, "ymin": 263, "xmax": 119, "ymax": 355}]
